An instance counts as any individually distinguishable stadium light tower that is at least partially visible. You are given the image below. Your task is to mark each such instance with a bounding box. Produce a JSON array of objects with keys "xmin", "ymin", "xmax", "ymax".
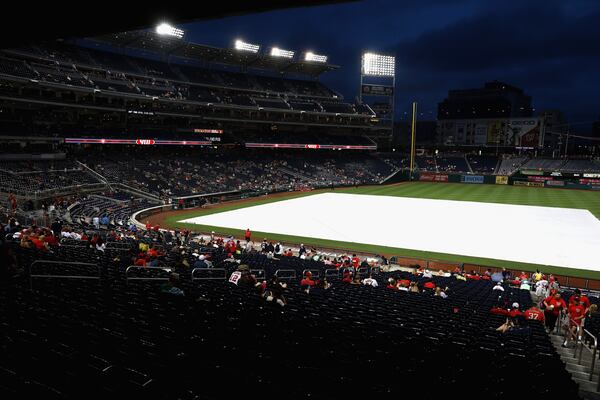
[
  {"xmin": 360, "ymin": 52, "xmax": 396, "ymax": 136},
  {"xmin": 155, "ymin": 23, "xmax": 184, "ymax": 39},
  {"xmin": 234, "ymin": 39, "xmax": 260, "ymax": 53},
  {"xmin": 270, "ymin": 47, "xmax": 294, "ymax": 58},
  {"xmin": 304, "ymin": 52, "xmax": 328, "ymax": 63}
]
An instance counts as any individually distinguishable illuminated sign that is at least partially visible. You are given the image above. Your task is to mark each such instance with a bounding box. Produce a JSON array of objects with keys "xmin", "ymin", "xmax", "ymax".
[
  {"xmin": 194, "ymin": 129, "xmax": 224, "ymax": 134},
  {"xmin": 65, "ymin": 138, "xmax": 212, "ymax": 146},
  {"xmin": 244, "ymin": 143, "xmax": 376, "ymax": 150}
]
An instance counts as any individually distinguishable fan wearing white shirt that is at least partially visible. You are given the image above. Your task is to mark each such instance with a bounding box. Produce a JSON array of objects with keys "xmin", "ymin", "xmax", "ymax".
[{"xmin": 362, "ymin": 275, "xmax": 378, "ymax": 288}]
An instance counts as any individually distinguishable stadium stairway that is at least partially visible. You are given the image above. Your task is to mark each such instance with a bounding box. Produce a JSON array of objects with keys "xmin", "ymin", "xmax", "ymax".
[{"xmin": 549, "ymin": 332, "xmax": 600, "ymax": 399}]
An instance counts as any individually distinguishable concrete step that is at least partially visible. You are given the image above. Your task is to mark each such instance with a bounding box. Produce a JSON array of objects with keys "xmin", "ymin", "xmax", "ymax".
[
  {"xmin": 574, "ymin": 376, "xmax": 599, "ymax": 393},
  {"xmin": 571, "ymin": 369, "xmax": 596, "ymax": 381},
  {"xmin": 567, "ymin": 361, "xmax": 595, "ymax": 373},
  {"xmin": 561, "ymin": 354, "xmax": 594, "ymax": 367}
]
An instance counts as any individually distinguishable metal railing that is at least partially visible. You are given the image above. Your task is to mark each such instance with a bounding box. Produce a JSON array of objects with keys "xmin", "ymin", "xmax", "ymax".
[
  {"xmin": 191, "ymin": 268, "xmax": 227, "ymax": 281},
  {"xmin": 125, "ymin": 266, "xmax": 172, "ymax": 285},
  {"xmin": 29, "ymin": 260, "xmax": 101, "ymax": 290},
  {"xmin": 274, "ymin": 269, "xmax": 296, "ymax": 280},
  {"xmin": 577, "ymin": 328, "xmax": 597, "ymax": 383}
]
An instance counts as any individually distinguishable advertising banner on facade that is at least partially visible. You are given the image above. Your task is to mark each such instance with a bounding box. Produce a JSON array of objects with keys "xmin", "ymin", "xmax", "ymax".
[
  {"xmin": 420, "ymin": 173, "xmax": 449, "ymax": 182},
  {"xmin": 495, "ymin": 176, "xmax": 509, "ymax": 185},
  {"xmin": 361, "ymin": 84, "xmax": 394, "ymax": 96},
  {"xmin": 514, "ymin": 180, "xmax": 544, "ymax": 187},
  {"xmin": 461, "ymin": 175, "xmax": 484, "ymax": 184}
]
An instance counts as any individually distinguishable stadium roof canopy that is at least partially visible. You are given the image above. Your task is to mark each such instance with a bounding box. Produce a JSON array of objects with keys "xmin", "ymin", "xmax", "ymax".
[
  {"xmin": 0, "ymin": 1, "xmax": 351, "ymax": 49},
  {"xmin": 88, "ymin": 30, "xmax": 339, "ymax": 77}
]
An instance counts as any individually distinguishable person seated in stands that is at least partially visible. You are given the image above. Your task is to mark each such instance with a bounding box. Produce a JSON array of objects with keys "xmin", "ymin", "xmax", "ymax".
[
  {"xmin": 263, "ymin": 276, "xmax": 287, "ymax": 307},
  {"xmin": 422, "ymin": 269, "xmax": 433, "ymax": 278},
  {"xmin": 362, "ymin": 274, "xmax": 378, "ymax": 288},
  {"xmin": 493, "ymin": 281, "xmax": 505, "ymax": 292},
  {"xmin": 455, "ymin": 272, "xmax": 467, "ymax": 281},
  {"xmin": 283, "ymin": 248, "xmax": 294, "ymax": 257},
  {"xmin": 386, "ymin": 278, "xmax": 398, "ymax": 290},
  {"xmin": 397, "ymin": 280, "xmax": 409, "ymax": 292},
  {"xmin": 95, "ymin": 235, "xmax": 106, "ymax": 252},
  {"xmin": 434, "ymin": 287, "xmax": 448, "ymax": 298},
  {"xmin": 484, "ymin": 268, "xmax": 492, "ymax": 278},
  {"xmin": 161, "ymin": 273, "xmax": 184, "ymax": 296},
  {"xmin": 409, "ymin": 281, "xmax": 420, "ymax": 293},
  {"xmin": 316, "ymin": 277, "xmax": 331, "ymax": 290},
  {"xmin": 519, "ymin": 279, "xmax": 531, "ymax": 291},
  {"xmin": 508, "ymin": 302, "xmax": 523, "ymax": 318},
  {"xmin": 465, "ymin": 270, "xmax": 480, "ymax": 280},
  {"xmin": 524, "ymin": 305, "xmax": 545, "ymax": 322},
  {"xmin": 300, "ymin": 271, "xmax": 317, "ymax": 291},
  {"xmin": 496, "ymin": 316, "xmax": 517, "ymax": 333},
  {"xmin": 350, "ymin": 275, "xmax": 362, "ymax": 285},
  {"xmin": 342, "ymin": 270, "xmax": 353, "ymax": 283},
  {"xmin": 501, "ymin": 267, "xmax": 511, "ymax": 281},
  {"xmin": 193, "ymin": 254, "xmax": 209, "ymax": 269},
  {"xmin": 423, "ymin": 281, "xmax": 436, "ymax": 290}
]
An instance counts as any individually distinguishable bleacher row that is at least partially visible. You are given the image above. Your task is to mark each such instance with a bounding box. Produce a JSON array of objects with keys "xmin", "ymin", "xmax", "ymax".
[
  {"xmin": 0, "ymin": 149, "xmax": 395, "ymax": 197},
  {"xmin": 0, "ymin": 42, "xmax": 372, "ymax": 116},
  {"xmin": 0, "ymin": 232, "xmax": 583, "ymax": 399}
]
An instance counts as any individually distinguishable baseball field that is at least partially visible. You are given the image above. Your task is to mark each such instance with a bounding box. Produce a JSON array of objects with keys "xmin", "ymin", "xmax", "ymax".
[{"xmin": 148, "ymin": 182, "xmax": 600, "ymax": 279}]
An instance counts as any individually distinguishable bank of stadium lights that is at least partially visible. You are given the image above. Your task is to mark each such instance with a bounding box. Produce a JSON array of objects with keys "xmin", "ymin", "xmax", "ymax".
[
  {"xmin": 271, "ymin": 47, "xmax": 294, "ymax": 58},
  {"xmin": 155, "ymin": 23, "xmax": 184, "ymax": 39},
  {"xmin": 305, "ymin": 52, "xmax": 328, "ymax": 63},
  {"xmin": 234, "ymin": 39, "xmax": 260, "ymax": 53},
  {"xmin": 361, "ymin": 52, "xmax": 395, "ymax": 77}
]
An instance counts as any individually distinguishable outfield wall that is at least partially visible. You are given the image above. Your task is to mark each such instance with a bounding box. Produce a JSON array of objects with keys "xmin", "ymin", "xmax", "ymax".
[{"xmin": 415, "ymin": 171, "xmax": 600, "ymax": 191}]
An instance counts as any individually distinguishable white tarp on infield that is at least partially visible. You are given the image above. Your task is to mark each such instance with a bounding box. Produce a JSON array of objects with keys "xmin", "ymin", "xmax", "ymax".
[{"xmin": 179, "ymin": 193, "xmax": 600, "ymax": 271}]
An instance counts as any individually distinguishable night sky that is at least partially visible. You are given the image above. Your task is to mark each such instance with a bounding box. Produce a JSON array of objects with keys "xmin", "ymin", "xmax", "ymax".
[{"xmin": 180, "ymin": 0, "xmax": 600, "ymax": 132}]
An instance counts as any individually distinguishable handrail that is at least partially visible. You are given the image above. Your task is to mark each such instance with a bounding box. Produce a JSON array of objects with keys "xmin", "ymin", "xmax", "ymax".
[
  {"xmin": 302, "ymin": 269, "xmax": 321, "ymax": 278},
  {"xmin": 191, "ymin": 268, "xmax": 227, "ymax": 281},
  {"xmin": 274, "ymin": 269, "xmax": 296, "ymax": 280},
  {"xmin": 579, "ymin": 328, "xmax": 597, "ymax": 382},
  {"xmin": 29, "ymin": 260, "xmax": 101, "ymax": 290},
  {"xmin": 125, "ymin": 266, "xmax": 172, "ymax": 285},
  {"xmin": 563, "ymin": 317, "xmax": 581, "ymax": 358}
]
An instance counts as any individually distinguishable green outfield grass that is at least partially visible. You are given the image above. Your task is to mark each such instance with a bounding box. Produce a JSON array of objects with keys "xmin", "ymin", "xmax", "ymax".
[{"xmin": 163, "ymin": 182, "xmax": 600, "ymax": 279}]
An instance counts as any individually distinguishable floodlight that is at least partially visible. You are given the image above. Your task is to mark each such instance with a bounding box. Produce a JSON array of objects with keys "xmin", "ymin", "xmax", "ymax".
[
  {"xmin": 271, "ymin": 47, "xmax": 294, "ymax": 58},
  {"xmin": 305, "ymin": 52, "xmax": 327, "ymax": 63},
  {"xmin": 234, "ymin": 39, "xmax": 260, "ymax": 53},
  {"xmin": 155, "ymin": 23, "xmax": 184, "ymax": 39},
  {"xmin": 361, "ymin": 52, "xmax": 395, "ymax": 77}
]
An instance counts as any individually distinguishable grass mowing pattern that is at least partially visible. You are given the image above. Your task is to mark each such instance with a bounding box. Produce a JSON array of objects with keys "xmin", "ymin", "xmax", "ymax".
[{"xmin": 164, "ymin": 182, "xmax": 600, "ymax": 279}]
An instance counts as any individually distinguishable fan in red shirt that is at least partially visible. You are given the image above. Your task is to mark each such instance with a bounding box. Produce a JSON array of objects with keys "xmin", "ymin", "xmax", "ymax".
[
  {"xmin": 351, "ymin": 254, "xmax": 360, "ymax": 269},
  {"xmin": 569, "ymin": 289, "xmax": 590, "ymax": 309},
  {"xmin": 543, "ymin": 292, "xmax": 567, "ymax": 332},
  {"xmin": 563, "ymin": 298, "xmax": 587, "ymax": 347},
  {"xmin": 386, "ymin": 278, "xmax": 398, "ymax": 290},
  {"xmin": 524, "ymin": 306, "xmax": 545, "ymax": 322},
  {"xmin": 145, "ymin": 221, "xmax": 151, "ymax": 230},
  {"xmin": 423, "ymin": 281, "xmax": 435, "ymax": 290},
  {"xmin": 342, "ymin": 270, "xmax": 352, "ymax": 283},
  {"xmin": 245, "ymin": 228, "xmax": 251, "ymax": 242}
]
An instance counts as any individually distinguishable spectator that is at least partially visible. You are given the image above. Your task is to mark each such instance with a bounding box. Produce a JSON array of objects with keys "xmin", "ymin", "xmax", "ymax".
[
  {"xmin": 409, "ymin": 282, "xmax": 420, "ymax": 293},
  {"xmin": 263, "ymin": 276, "xmax": 287, "ymax": 307},
  {"xmin": 245, "ymin": 228, "xmax": 251, "ymax": 242},
  {"xmin": 524, "ymin": 305, "xmax": 545, "ymax": 322},
  {"xmin": 563, "ymin": 296, "xmax": 586, "ymax": 347},
  {"xmin": 362, "ymin": 275, "xmax": 378, "ymax": 288},
  {"xmin": 543, "ymin": 292, "xmax": 567, "ymax": 332},
  {"xmin": 434, "ymin": 287, "xmax": 448, "ymax": 298},
  {"xmin": 493, "ymin": 282, "xmax": 505, "ymax": 292},
  {"xmin": 161, "ymin": 273, "xmax": 184, "ymax": 296}
]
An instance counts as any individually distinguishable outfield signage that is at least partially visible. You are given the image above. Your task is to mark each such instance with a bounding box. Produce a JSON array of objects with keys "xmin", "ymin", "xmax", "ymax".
[
  {"xmin": 495, "ymin": 176, "xmax": 508, "ymax": 185},
  {"xmin": 514, "ymin": 180, "xmax": 544, "ymax": 187},
  {"xmin": 580, "ymin": 179, "xmax": 600, "ymax": 186},
  {"xmin": 583, "ymin": 173, "xmax": 600, "ymax": 178},
  {"xmin": 545, "ymin": 180, "xmax": 565, "ymax": 187},
  {"xmin": 461, "ymin": 175, "xmax": 484, "ymax": 184},
  {"xmin": 419, "ymin": 172, "xmax": 449, "ymax": 182},
  {"xmin": 528, "ymin": 176, "xmax": 552, "ymax": 182}
]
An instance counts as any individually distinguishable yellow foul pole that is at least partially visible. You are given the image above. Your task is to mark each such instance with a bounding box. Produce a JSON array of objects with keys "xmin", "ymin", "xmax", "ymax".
[{"xmin": 409, "ymin": 101, "xmax": 417, "ymax": 180}]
